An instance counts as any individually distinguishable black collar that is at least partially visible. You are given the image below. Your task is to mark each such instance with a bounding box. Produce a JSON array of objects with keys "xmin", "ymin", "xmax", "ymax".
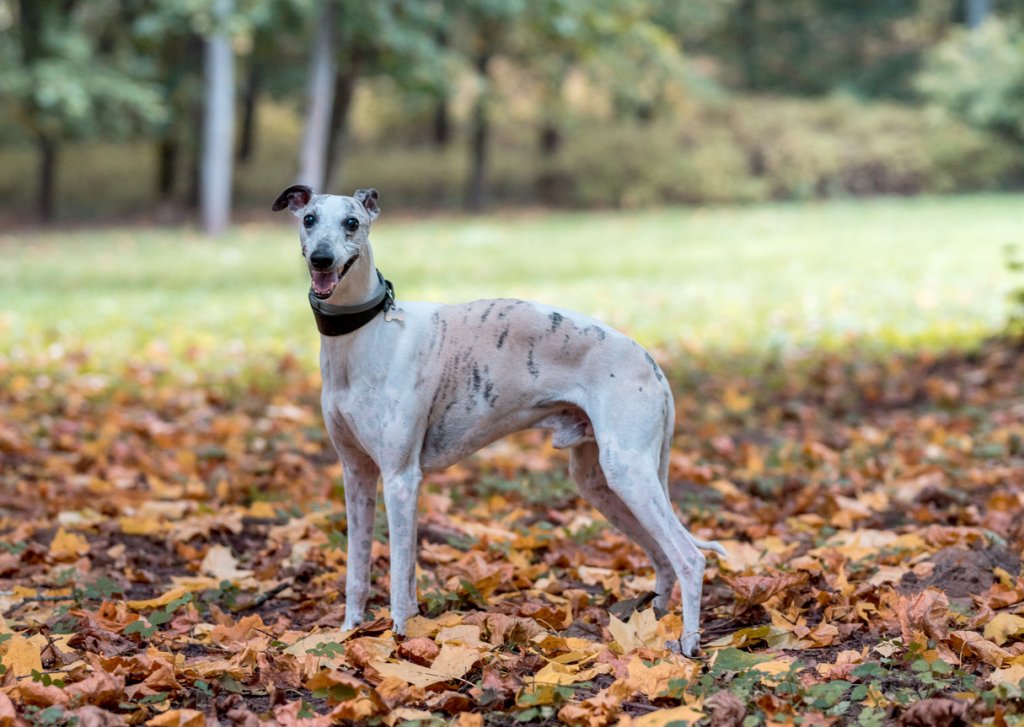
[{"xmin": 309, "ymin": 270, "xmax": 395, "ymax": 336}]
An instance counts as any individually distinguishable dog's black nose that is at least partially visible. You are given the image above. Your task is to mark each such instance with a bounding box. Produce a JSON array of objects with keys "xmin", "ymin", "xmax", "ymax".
[{"xmin": 310, "ymin": 249, "xmax": 334, "ymax": 270}]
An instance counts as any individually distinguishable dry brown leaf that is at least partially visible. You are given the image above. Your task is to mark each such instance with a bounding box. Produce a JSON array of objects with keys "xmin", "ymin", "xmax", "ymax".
[
  {"xmin": 381, "ymin": 708, "xmax": 433, "ymax": 727},
  {"xmin": 66, "ymin": 670, "xmax": 126, "ymax": 707},
  {"xmin": 345, "ymin": 636, "xmax": 395, "ymax": 669},
  {"xmin": 375, "ymin": 676, "xmax": 426, "ymax": 708},
  {"xmin": 895, "ymin": 588, "xmax": 950, "ymax": 642},
  {"xmin": 271, "ymin": 701, "xmax": 333, "ymax": 727},
  {"xmin": 622, "ymin": 655, "xmax": 701, "ymax": 699},
  {"xmin": 723, "ymin": 572, "xmax": 808, "ymax": 608},
  {"xmin": 706, "ymin": 689, "xmax": 745, "ymax": 727},
  {"xmin": 396, "ymin": 637, "xmax": 439, "ymax": 666},
  {"xmin": 454, "ymin": 714, "xmax": 484, "ymax": 727},
  {"xmin": 0, "ymin": 691, "xmax": 16, "ymax": 727},
  {"xmin": 948, "ymin": 630, "xmax": 1010, "ymax": 667},
  {"xmin": 557, "ymin": 689, "xmax": 622, "ymax": 727},
  {"xmin": 897, "ymin": 697, "xmax": 966, "ymax": 727}
]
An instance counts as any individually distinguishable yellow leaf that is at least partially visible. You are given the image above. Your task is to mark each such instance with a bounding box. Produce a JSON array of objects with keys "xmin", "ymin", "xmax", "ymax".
[
  {"xmin": 990, "ymin": 663, "xmax": 1024, "ymax": 690},
  {"xmin": 984, "ymin": 613, "xmax": 1024, "ymax": 646},
  {"xmin": 199, "ymin": 544, "xmax": 252, "ymax": 581},
  {"xmin": 623, "ymin": 655, "xmax": 700, "ymax": 699},
  {"xmin": 434, "ymin": 624, "xmax": 489, "ymax": 649},
  {"xmin": 629, "ymin": 704, "xmax": 705, "ymax": 727},
  {"xmin": 723, "ymin": 386, "xmax": 751, "ymax": 413},
  {"xmin": 126, "ymin": 585, "xmax": 194, "ymax": 610},
  {"xmin": 607, "ymin": 608, "xmax": 660, "ymax": 653},
  {"xmin": 0, "ymin": 633, "xmax": 42, "ymax": 677},
  {"xmin": 119, "ymin": 515, "xmax": 165, "ymax": 536},
  {"xmin": 146, "ymin": 709, "xmax": 205, "ymax": 726},
  {"xmin": 283, "ymin": 628, "xmax": 353, "ymax": 658},
  {"xmin": 382, "ymin": 708, "xmax": 434, "ymax": 727},
  {"xmin": 370, "ymin": 644, "xmax": 482, "ymax": 688},
  {"xmin": 429, "ymin": 643, "xmax": 485, "ymax": 680},
  {"xmin": 49, "ymin": 527, "xmax": 89, "ymax": 561},
  {"xmin": 751, "ymin": 658, "xmax": 799, "ymax": 682},
  {"xmin": 531, "ymin": 660, "xmax": 612, "ymax": 688}
]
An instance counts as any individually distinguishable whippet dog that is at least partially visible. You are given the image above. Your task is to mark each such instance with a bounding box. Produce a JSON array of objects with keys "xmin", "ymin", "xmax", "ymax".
[{"xmin": 272, "ymin": 185, "xmax": 725, "ymax": 656}]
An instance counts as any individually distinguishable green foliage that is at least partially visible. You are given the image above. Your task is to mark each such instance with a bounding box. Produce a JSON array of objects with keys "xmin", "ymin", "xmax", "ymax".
[
  {"xmin": 552, "ymin": 97, "xmax": 1021, "ymax": 208},
  {"xmin": 124, "ymin": 593, "xmax": 194, "ymax": 638},
  {"xmin": 0, "ymin": 1, "xmax": 167, "ymax": 141},
  {"xmin": 917, "ymin": 19, "xmax": 1024, "ymax": 144}
]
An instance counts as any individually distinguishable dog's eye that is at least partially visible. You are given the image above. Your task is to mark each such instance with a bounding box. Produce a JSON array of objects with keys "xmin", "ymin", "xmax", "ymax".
[
  {"xmin": 303, "ymin": 214, "xmax": 316, "ymax": 228},
  {"xmin": 343, "ymin": 217, "xmax": 359, "ymax": 232}
]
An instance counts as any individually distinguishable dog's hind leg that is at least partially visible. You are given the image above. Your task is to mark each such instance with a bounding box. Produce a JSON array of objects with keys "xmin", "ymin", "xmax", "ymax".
[
  {"xmin": 597, "ymin": 441, "xmax": 709, "ymax": 657},
  {"xmin": 570, "ymin": 441, "xmax": 678, "ymax": 611}
]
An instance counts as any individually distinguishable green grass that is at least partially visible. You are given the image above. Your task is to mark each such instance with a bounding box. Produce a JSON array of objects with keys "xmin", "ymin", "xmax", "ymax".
[{"xmin": 1, "ymin": 194, "xmax": 1021, "ymax": 372}]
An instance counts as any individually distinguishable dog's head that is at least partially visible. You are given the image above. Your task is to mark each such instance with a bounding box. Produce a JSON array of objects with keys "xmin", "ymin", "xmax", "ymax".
[{"xmin": 272, "ymin": 186, "xmax": 381, "ymax": 300}]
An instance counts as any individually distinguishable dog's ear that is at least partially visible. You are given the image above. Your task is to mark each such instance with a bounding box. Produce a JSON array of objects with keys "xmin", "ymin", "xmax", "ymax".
[
  {"xmin": 354, "ymin": 188, "xmax": 380, "ymax": 220},
  {"xmin": 272, "ymin": 185, "xmax": 314, "ymax": 214}
]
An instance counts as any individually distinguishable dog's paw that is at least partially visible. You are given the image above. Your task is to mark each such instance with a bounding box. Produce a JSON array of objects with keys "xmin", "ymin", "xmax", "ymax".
[{"xmin": 666, "ymin": 636, "xmax": 702, "ymax": 659}]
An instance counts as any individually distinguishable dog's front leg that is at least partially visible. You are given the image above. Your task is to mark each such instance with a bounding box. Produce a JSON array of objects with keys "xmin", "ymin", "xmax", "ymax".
[
  {"xmin": 340, "ymin": 455, "xmax": 380, "ymax": 631},
  {"xmin": 382, "ymin": 467, "xmax": 422, "ymax": 634}
]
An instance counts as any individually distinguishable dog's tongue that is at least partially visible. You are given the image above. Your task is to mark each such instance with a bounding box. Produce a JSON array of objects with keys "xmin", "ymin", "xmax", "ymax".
[{"xmin": 312, "ymin": 270, "xmax": 339, "ymax": 295}]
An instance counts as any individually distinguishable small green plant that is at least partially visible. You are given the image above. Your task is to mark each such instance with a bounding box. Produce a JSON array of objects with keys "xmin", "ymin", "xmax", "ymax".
[
  {"xmin": 307, "ymin": 641, "xmax": 346, "ymax": 659},
  {"xmin": 31, "ymin": 669, "xmax": 66, "ymax": 688},
  {"xmin": 21, "ymin": 706, "xmax": 75, "ymax": 727},
  {"xmin": 124, "ymin": 593, "xmax": 193, "ymax": 638}
]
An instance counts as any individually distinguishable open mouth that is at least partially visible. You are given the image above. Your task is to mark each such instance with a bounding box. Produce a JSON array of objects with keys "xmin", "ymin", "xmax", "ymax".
[{"xmin": 311, "ymin": 254, "xmax": 359, "ymax": 299}]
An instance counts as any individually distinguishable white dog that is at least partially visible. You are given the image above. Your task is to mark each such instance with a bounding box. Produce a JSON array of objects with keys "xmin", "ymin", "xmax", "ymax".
[{"xmin": 272, "ymin": 186, "xmax": 725, "ymax": 656}]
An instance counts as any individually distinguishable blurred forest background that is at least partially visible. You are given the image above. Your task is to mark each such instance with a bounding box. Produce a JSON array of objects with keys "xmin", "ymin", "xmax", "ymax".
[{"xmin": 2, "ymin": 0, "xmax": 1024, "ymax": 228}]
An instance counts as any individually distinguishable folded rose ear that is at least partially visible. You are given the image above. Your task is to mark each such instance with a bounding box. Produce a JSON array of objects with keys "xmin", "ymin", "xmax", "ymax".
[
  {"xmin": 272, "ymin": 185, "xmax": 314, "ymax": 214},
  {"xmin": 354, "ymin": 188, "xmax": 380, "ymax": 220}
]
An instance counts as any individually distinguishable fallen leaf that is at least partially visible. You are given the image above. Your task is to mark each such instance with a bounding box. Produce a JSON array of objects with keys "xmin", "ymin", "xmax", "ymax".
[
  {"xmin": 145, "ymin": 709, "xmax": 205, "ymax": 726},
  {"xmin": 897, "ymin": 697, "xmax": 966, "ymax": 727},
  {"xmin": 983, "ymin": 612, "xmax": 1024, "ymax": 646},
  {"xmin": 1, "ymin": 633, "xmax": 42, "ymax": 676},
  {"xmin": 199, "ymin": 544, "xmax": 252, "ymax": 580},
  {"xmin": 948, "ymin": 630, "xmax": 1010, "ymax": 667},
  {"xmin": 49, "ymin": 527, "xmax": 90, "ymax": 561},
  {"xmin": 990, "ymin": 663, "xmax": 1024, "ymax": 690},
  {"xmin": 626, "ymin": 704, "xmax": 705, "ymax": 727},
  {"xmin": 607, "ymin": 608, "xmax": 660, "ymax": 652},
  {"xmin": 706, "ymin": 689, "xmax": 745, "ymax": 727}
]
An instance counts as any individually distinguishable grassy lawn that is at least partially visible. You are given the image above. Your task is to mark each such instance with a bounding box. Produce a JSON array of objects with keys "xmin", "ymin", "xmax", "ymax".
[{"xmin": 1, "ymin": 194, "xmax": 1021, "ymax": 371}]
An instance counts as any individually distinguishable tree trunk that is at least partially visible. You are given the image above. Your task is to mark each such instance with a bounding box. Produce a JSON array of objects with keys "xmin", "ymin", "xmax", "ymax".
[
  {"xmin": 297, "ymin": 0, "xmax": 337, "ymax": 189},
  {"xmin": 464, "ymin": 52, "xmax": 492, "ymax": 214},
  {"xmin": 237, "ymin": 59, "xmax": 260, "ymax": 163},
  {"xmin": 737, "ymin": 0, "xmax": 760, "ymax": 91},
  {"xmin": 157, "ymin": 136, "xmax": 178, "ymax": 197},
  {"xmin": 432, "ymin": 98, "xmax": 451, "ymax": 148},
  {"xmin": 431, "ymin": 27, "xmax": 451, "ymax": 148},
  {"xmin": 324, "ymin": 62, "xmax": 360, "ymax": 192},
  {"xmin": 200, "ymin": 0, "xmax": 235, "ymax": 236},
  {"xmin": 965, "ymin": 0, "xmax": 991, "ymax": 29},
  {"xmin": 37, "ymin": 134, "xmax": 57, "ymax": 222}
]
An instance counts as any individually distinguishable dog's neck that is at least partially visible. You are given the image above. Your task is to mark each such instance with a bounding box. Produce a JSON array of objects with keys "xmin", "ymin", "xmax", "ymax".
[{"xmin": 321, "ymin": 249, "xmax": 378, "ymax": 307}]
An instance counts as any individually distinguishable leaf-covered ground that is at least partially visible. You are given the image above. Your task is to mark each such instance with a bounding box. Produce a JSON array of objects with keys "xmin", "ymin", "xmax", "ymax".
[{"xmin": 2, "ymin": 340, "xmax": 1024, "ymax": 727}]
